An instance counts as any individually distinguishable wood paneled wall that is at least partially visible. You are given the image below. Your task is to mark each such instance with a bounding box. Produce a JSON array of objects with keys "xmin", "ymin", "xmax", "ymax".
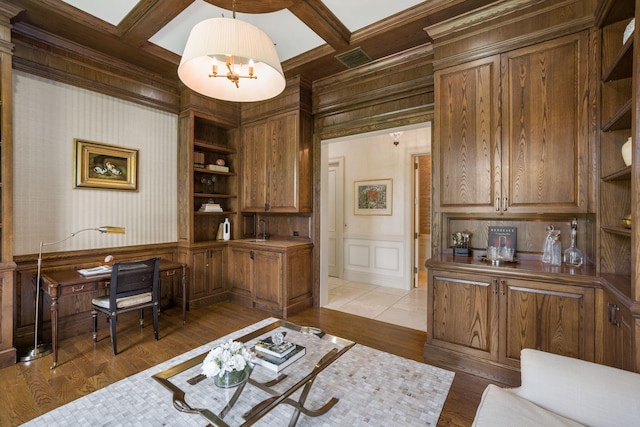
[
  {"xmin": 313, "ymin": 43, "xmax": 435, "ymax": 141},
  {"xmin": 12, "ymin": 24, "xmax": 180, "ymax": 113}
]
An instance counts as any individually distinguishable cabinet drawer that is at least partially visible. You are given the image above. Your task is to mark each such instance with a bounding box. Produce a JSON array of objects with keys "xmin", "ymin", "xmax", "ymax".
[{"xmin": 59, "ymin": 280, "xmax": 108, "ymax": 296}]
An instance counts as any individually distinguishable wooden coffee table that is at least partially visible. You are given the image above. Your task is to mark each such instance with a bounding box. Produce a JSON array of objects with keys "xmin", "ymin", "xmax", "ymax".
[{"xmin": 152, "ymin": 320, "xmax": 356, "ymax": 426}]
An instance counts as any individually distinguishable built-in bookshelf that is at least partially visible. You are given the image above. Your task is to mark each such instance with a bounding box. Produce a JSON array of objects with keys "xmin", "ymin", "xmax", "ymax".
[
  {"xmin": 178, "ymin": 111, "xmax": 238, "ymax": 243},
  {"xmin": 596, "ymin": 0, "xmax": 635, "ymax": 285}
]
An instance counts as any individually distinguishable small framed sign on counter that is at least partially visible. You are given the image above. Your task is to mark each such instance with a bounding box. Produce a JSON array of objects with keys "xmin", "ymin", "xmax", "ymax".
[{"xmin": 488, "ymin": 226, "xmax": 517, "ymax": 257}]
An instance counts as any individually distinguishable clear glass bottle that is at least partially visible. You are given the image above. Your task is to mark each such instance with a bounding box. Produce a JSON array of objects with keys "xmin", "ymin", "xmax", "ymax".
[
  {"xmin": 551, "ymin": 233, "xmax": 562, "ymax": 266},
  {"xmin": 542, "ymin": 225, "xmax": 560, "ymax": 264},
  {"xmin": 563, "ymin": 218, "xmax": 583, "ymax": 267}
]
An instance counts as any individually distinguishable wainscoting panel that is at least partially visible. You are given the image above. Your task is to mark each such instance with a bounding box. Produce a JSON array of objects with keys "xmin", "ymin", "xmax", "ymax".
[{"xmin": 343, "ymin": 236, "xmax": 406, "ymax": 289}]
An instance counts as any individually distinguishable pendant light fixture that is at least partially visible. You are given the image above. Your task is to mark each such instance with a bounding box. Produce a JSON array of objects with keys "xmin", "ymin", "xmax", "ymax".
[{"xmin": 178, "ymin": 0, "xmax": 286, "ymax": 102}]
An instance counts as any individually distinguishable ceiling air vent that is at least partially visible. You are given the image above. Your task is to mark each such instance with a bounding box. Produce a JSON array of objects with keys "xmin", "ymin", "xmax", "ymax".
[{"xmin": 335, "ymin": 47, "xmax": 372, "ymax": 68}]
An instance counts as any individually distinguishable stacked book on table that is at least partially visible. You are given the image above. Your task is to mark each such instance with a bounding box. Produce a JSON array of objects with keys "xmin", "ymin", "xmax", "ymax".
[
  {"xmin": 198, "ymin": 202, "xmax": 223, "ymax": 212},
  {"xmin": 252, "ymin": 337, "xmax": 306, "ymax": 373}
]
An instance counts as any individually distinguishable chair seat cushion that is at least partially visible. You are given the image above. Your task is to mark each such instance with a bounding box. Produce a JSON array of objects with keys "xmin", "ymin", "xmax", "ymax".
[{"xmin": 92, "ymin": 292, "xmax": 152, "ymax": 309}]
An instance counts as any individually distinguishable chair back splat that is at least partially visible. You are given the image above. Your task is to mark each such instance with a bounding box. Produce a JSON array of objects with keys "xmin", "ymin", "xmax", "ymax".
[{"xmin": 91, "ymin": 257, "xmax": 161, "ymax": 355}]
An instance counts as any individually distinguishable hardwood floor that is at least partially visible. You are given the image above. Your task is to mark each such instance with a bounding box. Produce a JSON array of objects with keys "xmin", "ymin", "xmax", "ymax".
[{"xmin": 0, "ymin": 302, "xmax": 501, "ymax": 426}]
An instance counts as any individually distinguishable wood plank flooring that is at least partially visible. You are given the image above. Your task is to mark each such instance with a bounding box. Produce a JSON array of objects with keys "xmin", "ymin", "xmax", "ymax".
[{"xmin": 0, "ymin": 302, "xmax": 502, "ymax": 426}]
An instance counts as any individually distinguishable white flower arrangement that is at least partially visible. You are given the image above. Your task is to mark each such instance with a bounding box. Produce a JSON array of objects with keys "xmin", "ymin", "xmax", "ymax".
[{"xmin": 202, "ymin": 339, "xmax": 254, "ymax": 378}]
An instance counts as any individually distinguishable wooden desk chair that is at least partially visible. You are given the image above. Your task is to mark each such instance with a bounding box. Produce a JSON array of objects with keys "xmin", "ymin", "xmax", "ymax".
[{"xmin": 91, "ymin": 257, "xmax": 160, "ymax": 355}]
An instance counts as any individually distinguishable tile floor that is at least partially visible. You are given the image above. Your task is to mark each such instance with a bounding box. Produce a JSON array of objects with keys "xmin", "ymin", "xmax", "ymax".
[{"xmin": 324, "ymin": 271, "xmax": 428, "ymax": 331}]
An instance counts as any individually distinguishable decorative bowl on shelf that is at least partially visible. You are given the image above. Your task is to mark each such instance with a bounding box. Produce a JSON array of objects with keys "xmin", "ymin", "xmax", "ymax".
[
  {"xmin": 622, "ymin": 137, "xmax": 632, "ymax": 167},
  {"xmin": 621, "ymin": 214, "xmax": 632, "ymax": 229}
]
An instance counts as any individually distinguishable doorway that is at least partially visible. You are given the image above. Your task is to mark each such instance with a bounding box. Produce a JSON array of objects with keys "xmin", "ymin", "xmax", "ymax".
[{"xmin": 320, "ymin": 124, "xmax": 432, "ymax": 310}]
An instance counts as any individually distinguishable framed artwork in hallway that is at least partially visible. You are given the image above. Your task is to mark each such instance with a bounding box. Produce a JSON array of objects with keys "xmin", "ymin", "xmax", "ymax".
[{"xmin": 354, "ymin": 179, "xmax": 392, "ymax": 215}]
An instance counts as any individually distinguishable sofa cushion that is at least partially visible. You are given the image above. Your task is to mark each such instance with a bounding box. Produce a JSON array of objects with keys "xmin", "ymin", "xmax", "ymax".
[
  {"xmin": 516, "ymin": 349, "xmax": 640, "ymax": 426},
  {"xmin": 472, "ymin": 384, "xmax": 585, "ymax": 427}
]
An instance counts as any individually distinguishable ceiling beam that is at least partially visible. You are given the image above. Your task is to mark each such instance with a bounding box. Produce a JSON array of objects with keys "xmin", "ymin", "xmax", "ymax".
[
  {"xmin": 288, "ymin": 0, "xmax": 350, "ymax": 48},
  {"xmin": 119, "ymin": 0, "xmax": 193, "ymax": 45}
]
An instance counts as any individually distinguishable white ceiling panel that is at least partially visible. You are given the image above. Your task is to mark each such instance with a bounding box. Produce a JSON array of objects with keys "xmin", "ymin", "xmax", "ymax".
[
  {"xmin": 61, "ymin": 0, "xmax": 139, "ymax": 26},
  {"xmin": 323, "ymin": 0, "xmax": 426, "ymax": 31}
]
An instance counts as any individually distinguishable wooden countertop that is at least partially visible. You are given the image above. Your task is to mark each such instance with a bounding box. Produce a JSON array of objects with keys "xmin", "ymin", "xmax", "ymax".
[
  {"xmin": 228, "ymin": 239, "xmax": 313, "ymax": 249},
  {"xmin": 426, "ymin": 254, "xmax": 599, "ymax": 286}
]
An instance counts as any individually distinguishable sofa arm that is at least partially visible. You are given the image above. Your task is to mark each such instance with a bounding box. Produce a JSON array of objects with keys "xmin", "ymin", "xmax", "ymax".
[{"xmin": 515, "ymin": 349, "xmax": 640, "ymax": 426}]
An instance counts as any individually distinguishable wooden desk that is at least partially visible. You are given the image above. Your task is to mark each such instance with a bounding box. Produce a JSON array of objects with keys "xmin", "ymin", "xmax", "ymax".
[{"xmin": 41, "ymin": 260, "xmax": 186, "ymax": 368}]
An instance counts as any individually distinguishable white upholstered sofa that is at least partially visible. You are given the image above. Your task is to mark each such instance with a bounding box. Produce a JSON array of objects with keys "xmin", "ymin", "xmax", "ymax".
[{"xmin": 472, "ymin": 349, "xmax": 640, "ymax": 427}]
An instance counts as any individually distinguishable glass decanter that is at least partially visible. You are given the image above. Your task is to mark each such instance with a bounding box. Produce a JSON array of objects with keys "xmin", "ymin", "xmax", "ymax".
[
  {"xmin": 542, "ymin": 225, "xmax": 560, "ymax": 264},
  {"xmin": 563, "ymin": 218, "xmax": 583, "ymax": 267}
]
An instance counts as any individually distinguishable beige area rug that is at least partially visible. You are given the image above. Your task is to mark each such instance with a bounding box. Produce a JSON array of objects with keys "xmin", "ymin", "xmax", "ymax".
[{"xmin": 22, "ymin": 318, "xmax": 454, "ymax": 426}]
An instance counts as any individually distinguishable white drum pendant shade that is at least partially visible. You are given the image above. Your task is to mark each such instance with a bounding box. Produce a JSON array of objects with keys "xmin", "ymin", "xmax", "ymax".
[{"xmin": 178, "ymin": 17, "xmax": 286, "ymax": 102}]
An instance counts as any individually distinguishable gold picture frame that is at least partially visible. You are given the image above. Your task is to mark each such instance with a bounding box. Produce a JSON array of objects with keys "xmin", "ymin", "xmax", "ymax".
[
  {"xmin": 354, "ymin": 178, "xmax": 393, "ymax": 215},
  {"xmin": 73, "ymin": 139, "xmax": 138, "ymax": 191}
]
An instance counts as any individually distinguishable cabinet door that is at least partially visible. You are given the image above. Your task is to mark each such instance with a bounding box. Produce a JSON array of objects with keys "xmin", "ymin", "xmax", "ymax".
[
  {"xmin": 429, "ymin": 271, "xmax": 499, "ymax": 360},
  {"xmin": 501, "ymin": 32, "xmax": 590, "ymax": 213},
  {"xmin": 500, "ymin": 278, "xmax": 595, "ymax": 367},
  {"xmin": 267, "ymin": 111, "xmax": 300, "ymax": 212},
  {"xmin": 252, "ymin": 250, "xmax": 283, "ymax": 310},
  {"xmin": 189, "ymin": 247, "xmax": 225, "ymax": 308},
  {"xmin": 433, "ymin": 55, "xmax": 501, "ymax": 212},
  {"xmin": 603, "ymin": 293, "xmax": 634, "ymax": 371},
  {"xmin": 241, "ymin": 121, "xmax": 269, "ymax": 212},
  {"xmin": 228, "ymin": 246, "xmax": 253, "ymax": 298}
]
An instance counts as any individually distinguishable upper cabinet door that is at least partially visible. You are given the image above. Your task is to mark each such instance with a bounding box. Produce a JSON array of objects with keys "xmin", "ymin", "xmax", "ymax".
[
  {"xmin": 241, "ymin": 121, "xmax": 269, "ymax": 212},
  {"xmin": 241, "ymin": 110, "xmax": 313, "ymax": 213},
  {"xmin": 267, "ymin": 111, "xmax": 301, "ymax": 212},
  {"xmin": 433, "ymin": 55, "xmax": 501, "ymax": 212},
  {"xmin": 501, "ymin": 31, "xmax": 591, "ymax": 213}
]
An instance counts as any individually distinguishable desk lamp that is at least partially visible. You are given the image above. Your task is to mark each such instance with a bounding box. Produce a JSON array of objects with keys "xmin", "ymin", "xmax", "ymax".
[{"xmin": 19, "ymin": 226, "xmax": 125, "ymax": 362}]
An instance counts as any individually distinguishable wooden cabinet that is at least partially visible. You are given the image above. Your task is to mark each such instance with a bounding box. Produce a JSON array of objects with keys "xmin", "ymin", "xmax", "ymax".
[
  {"xmin": 602, "ymin": 289, "xmax": 634, "ymax": 371},
  {"xmin": 186, "ymin": 245, "xmax": 226, "ymax": 310},
  {"xmin": 434, "ymin": 32, "xmax": 590, "ymax": 214},
  {"xmin": 241, "ymin": 110, "xmax": 313, "ymax": 213},
  {"xmin": 177, "ymin": 101, "xmax": 239, "ymax": 309},
  {"xmin": 227, "ymin": 242, "xmax": 313, "ymax": 317},
  {"xmin": 427, "ymin": 265, "xmax": 596, "ymax": 384},
  {"xmin": 594, "ymin": 0, "xmax": 640, "ymax": 374}
]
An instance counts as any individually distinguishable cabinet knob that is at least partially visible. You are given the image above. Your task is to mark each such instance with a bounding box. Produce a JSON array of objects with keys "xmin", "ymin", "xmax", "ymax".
[
  {"xmin": 250, "ymin": 250, "xmax": 254, "ymax": 260},
  {"xmin": 502, "ymin": 197, "xmax": 508, "ymax": 211},
  {"xmin": 495, "ymin": 197, "xmax": 500, "ymax": 211}
]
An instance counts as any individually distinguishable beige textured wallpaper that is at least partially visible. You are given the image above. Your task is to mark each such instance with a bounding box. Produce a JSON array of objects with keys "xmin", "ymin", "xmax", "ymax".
[{"xmin": 13, "ymin": 71, "xmax": 178, "ymax": 256}]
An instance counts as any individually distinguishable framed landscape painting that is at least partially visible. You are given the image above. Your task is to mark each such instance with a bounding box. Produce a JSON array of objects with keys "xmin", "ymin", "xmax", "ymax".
[
  {"xmin": 354, "ymin": 179, "xmax": 392, "ymax": 215},
  {"xmin": 73, "ymin": 139, "xmax": 138, "ymax": 191}
]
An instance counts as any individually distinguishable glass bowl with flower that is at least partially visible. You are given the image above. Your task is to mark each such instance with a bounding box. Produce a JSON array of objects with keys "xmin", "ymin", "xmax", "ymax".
[{"xmin": 202, "ymin": 339, "xmax": 254, "ymax": 388}]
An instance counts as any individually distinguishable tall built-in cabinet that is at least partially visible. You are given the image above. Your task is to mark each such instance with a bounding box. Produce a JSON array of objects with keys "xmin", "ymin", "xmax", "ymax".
[
  {"xmin": 177, "ymin": 98, "xmax": 240, "ymax": 310},
  {"xmin": 596, "ymin": 0, "xmax": 640, "ymax": 371},
  {"xmin": 425, "ymin": 0, "xmax": 601, "ymax": 384}
]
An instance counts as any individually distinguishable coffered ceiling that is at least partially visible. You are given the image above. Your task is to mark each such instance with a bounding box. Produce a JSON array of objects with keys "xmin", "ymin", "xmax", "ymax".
[{"xmin": 8, "ymin": 0, "xmax": 495, "ymax": 83}]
